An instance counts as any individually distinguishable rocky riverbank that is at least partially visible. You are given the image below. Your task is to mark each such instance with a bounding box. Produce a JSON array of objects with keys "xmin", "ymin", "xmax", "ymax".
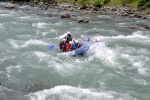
[
  {"xmin": 38, "ymin": 2, "xmax": 150, "ymax": 19},
  {"xmin": 3, "ymin": 1, "xmax": 150, "ymax": 19},
  {"xmin": 1, "ymin": 1, "xmax": 150, "ymax": 29}
]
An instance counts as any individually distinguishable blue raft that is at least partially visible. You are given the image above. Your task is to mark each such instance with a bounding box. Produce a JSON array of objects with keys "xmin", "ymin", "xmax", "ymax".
[{"xmin": 75, "ymin": 45, "xmax": 89, "ymax": 55}]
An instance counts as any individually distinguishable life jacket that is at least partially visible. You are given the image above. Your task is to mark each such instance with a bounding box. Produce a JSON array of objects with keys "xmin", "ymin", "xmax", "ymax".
[
  {"xmin": 65, "ymin": 43, "xmax": 71, "ymax": 52},
  {"xmin": 72, "ymin": 43, "xmax": 77, "ymax": 50}
]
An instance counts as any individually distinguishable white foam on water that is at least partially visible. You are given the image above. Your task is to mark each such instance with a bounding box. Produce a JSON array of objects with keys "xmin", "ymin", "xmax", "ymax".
[
  {"xmin": 27, "ymin": 85, "xmax": 135, "ymax": 100},
  {"xmin": 136, "ymin": 20, "xmax": 147, "ymax": 23},
  {"xmin": 34, "ymin": 51, "xmax": 47, "ymax": 58},
  {"xmin": 120, "ymin": 51, "xmax": 149, "ymax": 76},
  {"xmin": 32, "ymin": 22, "xmax": 47, "ymax": 29},
  {"xmin": 0, "ymin": 71, "xmax": 3, "ymax": 74},
  {"xmin": 88, "ymin": 28, "xmax": 118, "ymax": 35},
  {"xmin": 116, "ymin": 22, "xmax": 128, "ymax": 27},
  {"xmin": 133, "ymin": 78, "xmax": 148, "ymax": 85},
  {"xmin": 0, "ymin": 23, "xmax": 5, "ymax": 30},
  {"xmin": 87, "ymin": 42, "xmax": 116, "ymax": 67},
  {"xmin": 55, "ymin": 20, "xmax": 63, "ymax": 26},
  {"xmin": 40, "ymin": 32, "xmax": 49, "ymax": 36},
  {"xmin": 49, "ymin": 29, "xmax": 58, "ymax": 36},
  {"xmin": 97, "ymin": 15, "xmax": 111, "ymax": 19},
  {"xmin": 9, "ymin": 39, "xmax": 20, "ymax": 48},
  {"xmin": 55, "ymin": 32, "xmax": 68, "ymax": 39},
  {"xmin": 133, "ymin": 62, "xmax": 147, "ymax": 75},
  {"xmin": 34, "ymin": 51, "xmax": 48, "ymax": 62},
  {"xmin": 126, "ymin": 31, "xmax": 149, "ymax": 39},
  {"xmin": 95, "ymin": 31, "xmax": 149, "ymax": 41},
  {"xmin": 0, "ymin": 13, "xmax": 12, "ymax": 17},
  {"xmin": 57, "ymin": 51, "xmax": 75, "ymax": 57},
  {"xmin": 22, "ymin": 39, "xmax": 49, "ymax": 47},
  {"xmin": 47, "ymin": 57, "xmax": 76, "ymax": 75},
  {"xmin": 71, "ymin": 26, "xmax": 83, "ymax": 30},
  {"xmin": 6, "ymin": 65, "xmax": 22, "ymax": 77},
  {"xmin": 18, "ymin": 5, "xmax": 30, "ymax": 9},
  {"xmin": 9, "ymin": 39, "xmax": 49, "ymax": 49},
  {"xmin": 17, "ymin": 34, "xmax": 32, "ymax": 39},
  {"xmin": 28, "ymin": 85, "xmax": 113, "ymax": 100},
  {"xmin": 20, "ymin": 16, "xmax": 32, "ymax": 20}
]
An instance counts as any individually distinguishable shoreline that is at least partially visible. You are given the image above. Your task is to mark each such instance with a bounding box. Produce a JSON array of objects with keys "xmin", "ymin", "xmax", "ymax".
[
  {"xmin": 1, "ymin": 1, "xmax": 150, "ymax": 19},
  {"xmin": 15, "ymin": 1, "xmax": 150, "ymax": 19}
]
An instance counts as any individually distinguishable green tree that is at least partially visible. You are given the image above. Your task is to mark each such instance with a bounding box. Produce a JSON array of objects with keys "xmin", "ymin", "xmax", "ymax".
[
  {"xmin": 94, "ymin": 0, "xmax": 102, "ymax": 7},
  {"xmin": 138, "ymin": 0, "xmax": 150, "ymax": 8},
  {"xmin": 77, "ymin": 0, "xmax": 89, "ymax": 6},
  {"xmin": 103, "ymin": 0, "xmax": 110, "ymax": 5}
]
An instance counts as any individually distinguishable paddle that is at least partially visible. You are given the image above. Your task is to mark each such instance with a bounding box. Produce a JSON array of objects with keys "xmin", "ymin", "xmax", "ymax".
[{"xmin": 48, "ymin": 44, "xmax": 55, "ymax": 50}]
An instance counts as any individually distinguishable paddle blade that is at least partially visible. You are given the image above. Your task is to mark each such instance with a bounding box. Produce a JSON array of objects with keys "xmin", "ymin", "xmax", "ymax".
[{"xmin": 48, "ymin": 44, "xmax": 55, "ymax": 50}]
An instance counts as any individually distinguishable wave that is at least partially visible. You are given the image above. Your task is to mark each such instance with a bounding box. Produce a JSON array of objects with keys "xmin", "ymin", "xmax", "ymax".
[
  {"xmin": 87, "ymin": 42, "xmax": 116, "ymax": 67},
  {"xmin": 32, "ymin": 22, "xmax": 47, "ymax": 29},
  {"xmin": 9, "ymin": 39, "xmax": 49, "ymax": 49},
  {"xmin": 28, "ymin": 85, "xmax": 134, "ymax": 100}
]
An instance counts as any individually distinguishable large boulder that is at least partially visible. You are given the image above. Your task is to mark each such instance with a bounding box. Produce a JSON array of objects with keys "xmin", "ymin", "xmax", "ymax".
[{"xmin": 60, "ymin": 13, "xmax": 71, "ymax": 18}]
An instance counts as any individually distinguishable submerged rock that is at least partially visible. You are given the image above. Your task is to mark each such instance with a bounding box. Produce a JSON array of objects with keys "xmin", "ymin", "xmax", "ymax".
[
  {"xmin": 77, "ymin": 19, "xmax": 89, "ymax": 23},
  {"xmin": 5, "ymin": 5, "xmax": 16, "ymax": 9},
  {"xmin": 24, "ymin": 82, "xmax": 51, "ymax": 92}
]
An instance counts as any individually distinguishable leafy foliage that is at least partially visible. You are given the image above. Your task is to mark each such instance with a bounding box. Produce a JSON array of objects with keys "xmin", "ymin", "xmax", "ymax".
[
  {"xmin": 93, "ymin": 0, "xmax": 102, "ymax": 8},
  {"xmin": 77, "ymin": 0, "xmax": 89, "ymax": 6},
  {"xmin": 138, "ymin": 0, "xmax": 150, "ymax": 8},
  {"xmin": 103, "ymin": 0, "xmax": 110, "ymax": 5}
]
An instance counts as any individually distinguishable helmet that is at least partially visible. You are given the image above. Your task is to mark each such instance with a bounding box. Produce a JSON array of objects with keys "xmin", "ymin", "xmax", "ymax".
[
  {"xmin": 62, "ymin": 39, "xmax": 66, "ymax": 41},
  {"xmin": 96, "ymin": 38, "xmax": 100, "ymax": 42},
  {"xmin": 69, "ymin": 41, "xmax": 73, "ymax": 44},
  {"xmin": 81, "ymin": 35, "xmax": 84, "ymax": 38},
  {"xmin": 67, "ymin": 31, "xmax": 70, "ymax": 34},
  {"xmin": 75, "ymin": 40, "xmax": 78, "ymax": 43}
]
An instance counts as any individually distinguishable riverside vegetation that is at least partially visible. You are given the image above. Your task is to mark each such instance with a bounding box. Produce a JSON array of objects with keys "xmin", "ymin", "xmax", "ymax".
[{"xmin": 4, "ymin": 0, "xmax": 150, "ymax": 10}]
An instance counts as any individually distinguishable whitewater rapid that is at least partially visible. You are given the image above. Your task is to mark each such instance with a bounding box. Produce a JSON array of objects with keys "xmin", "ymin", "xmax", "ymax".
[{"xmin": 0, "ymin": 2, "xmax": 150, "ymax": 100}]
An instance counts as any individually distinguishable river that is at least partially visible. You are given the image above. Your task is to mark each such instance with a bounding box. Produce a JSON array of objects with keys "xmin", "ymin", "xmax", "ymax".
[{"xmin": 0, "ymin": 2, "xmax": 150, "ymax": 100}]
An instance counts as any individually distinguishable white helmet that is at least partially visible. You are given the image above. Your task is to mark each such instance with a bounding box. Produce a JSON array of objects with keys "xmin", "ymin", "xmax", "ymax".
[
  {"xmin": 75, "ymin": 40, "xmax": 78, "ymax": 43},
  {"xmin": 96, "ymin": 38, "xmax": 100, "ymax": 42},
  {"xmin": 81, "ymin": 35, "xmax": 84, "ymax": 38},
  {"xmin": 69, "ymin": 41, "xmax": 73, "ymax": 44},
  {"xmin": 67, "ymin": 31, "xmax": 70, "ymax": 34},
  {"xmin": 62, "ymin": 39, "xmax": 66, "ymax": 41}
]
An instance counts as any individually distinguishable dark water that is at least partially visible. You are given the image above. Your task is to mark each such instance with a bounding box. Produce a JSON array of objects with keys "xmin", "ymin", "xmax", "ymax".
[{"xmin": 0, "ymin": 2, "xmax": 150, "ymax": 100}]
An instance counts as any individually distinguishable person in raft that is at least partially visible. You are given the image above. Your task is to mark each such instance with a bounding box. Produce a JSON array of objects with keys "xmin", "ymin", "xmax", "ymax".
[
  {"xmin": 63, "ymin": 31, "xmax": 73, "ymax": 43},
  {"xmin": 59, "ymin": 39, "xmax": 66, "ymax": 52},
  {"xmin": 64, "ymin": 41, "xmax": 71, "ymax": 52},
  {"xmin": 69, "ymin": 40, "xmax": 82, "ymax": 51}
]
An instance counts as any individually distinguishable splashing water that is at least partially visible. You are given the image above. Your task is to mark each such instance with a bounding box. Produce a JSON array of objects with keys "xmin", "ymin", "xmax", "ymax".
[{"xmin": 0, "ymin": 2, "xmax": 150, "ymax": 100}]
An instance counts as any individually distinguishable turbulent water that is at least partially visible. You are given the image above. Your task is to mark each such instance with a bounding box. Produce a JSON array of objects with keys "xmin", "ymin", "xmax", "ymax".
[{"xmin": 0, "ymin": 2, "xmax": 150, "ymax": 100}]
